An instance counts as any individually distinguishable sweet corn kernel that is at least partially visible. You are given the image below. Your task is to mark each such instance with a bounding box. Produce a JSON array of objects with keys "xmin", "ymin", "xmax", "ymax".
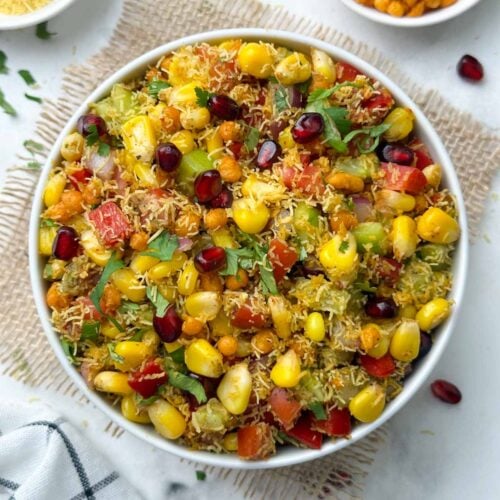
[
  {"xmin": 392, "ymin": 215, "xmax": 418, "ymax": 261},
  {"xmin": 142, "ymin": 329, "xmax": 161, "ymax": 349},
  {"xmin": 223, "ymin": 432, "xmax": 239, "ymax": 451},
  {"xmin": 210, "ymin": 227, "xmax": 238, "ymax": 249},
  {"xmin": 101, "ymin": 321, "xmax": 122, "ymax": 339},
  {"xmin": 170, "ymin": 130, "xmax": 196, "ymax": 154},
  {"xmin": 178, "ymin": 260, "xmax": 199, "ymax": 296},
  {"xmin": 349, "ymin": 385, "xmax": 386, "ymax": 423},
  {"xmin": 113, "ymin": 341, "xmax": 151, "ymax": 371},
  {"xmin": 383, "ymin": 107, "xmax": 415, "ymax": 142},
  {"xmin": 319, "ymin": 232, "xmax": 358, "ymax": 275},
  {"xmin": 180, "ymin": 107, "xmax": 211, "ymax": 130},
  {"xmin": 44, "ymin": 173, "xmax": 67, "ymax": 207},
  {"xmin": 39, "ymin": 225, "xmax": 58, "ymax": 256},
  {"xmin": 185, "ymin": 339, "xmax": 223, "ymax": 378},
  {"xmin": 164, "ymin": 340, "xmax": 183, "ymax": 353},
  {"xmin": 130, "ymin": 254, "xmax": 159, "ymax": 275},
  {"xmin": 94, "ymin": 371, "xmax": 133, "ymax": 395},
  {"xmin": 304, "ymin": 312, "xmax": 326, "ymax": 342},
  {"xmin": 390, "ymin": 320, "xmax": 421, "ymax": 362},
  {"xmin": 416, "ymin": 298, "xmax": 450, "ymax": 331},
  {"xmin": 111, "ymin": 268, "xmax": 146, "ymax": 302},
  {"xmin": 268, "ymin": 296, "xmax": 292, "ymax": 339},
  {"xmin": 133, "ymin": 161, "xmax": 159, "ymax": 188},
  {"xmin": 121, "ymin": 115, "xmax": 157, "ymax": 163},
  {"xmin": 206, "ymin": 129, "xmax": 224, "ymax": 160},
  {"xmin": 366, "ymin": 335, "xmax": 390, "ymax": 359},
  {"xmin": 232, "ymin": 198, "xmax": 270, "ymax": 234},
  {"xmin": 237, "ymin": 43, "xmax": 274, "ymax": 79},
  {"xmin": 275, "ymin": 52, "xmax": 312, "ymax": 85},
  {"xmin": 311, "ymin": 48, "xmax": 336, "ymax": 84},
  {"xmin": 80, "ymin": 230, "xmax": 112, "ymax": 267},
  {"xmin": 422, "ymin": 163, "xmax": 442, "ymax": 189},
  {"xmin": 121, "ymin": 394, "xmax": 151, "ymax": 424},
  {"xmin": 168, "ymin": 81, "xmax": 204, "ymax": 106},
  {"xmin": 209, "ymin": 310, "xmax": 234, "ymax": 337},
  {"xmin": 417, "ymin": 207, "xmax": 460, "ymax": 244},
  {"xmin": 241, "ymin": 175, "xmax": 285, "ymax": 203},
  {"xmin": 278, "ymin": 127, "xmax": 295, "ymax": 150},
  {"xmin": 148, "ymin": 253, "xmax": 187, "ymax": 281},
  {"xmin": 270, "ymin": 349, "xmax": 302, "ymax": 388},
  {"xmin": 61, "ymin": 132, "xmax": 84, "ymax": 162},
  {"xmin": 148, "ymin": 400, "xmax": 186, "ymax": 439},
  {"xmin": 399, "ymin": 304, "xmax": 417, "ymax": 319},
  {"xmin": 217, "ymin": 363, "xmax": 252, "ymax": 415},
  {"xmin": 375, "ymin": 189, "xmax": 416, "ymax": 213},
  {"xmin": 185, "ymin": 291, "xmax": 222, "ymax": 321}
]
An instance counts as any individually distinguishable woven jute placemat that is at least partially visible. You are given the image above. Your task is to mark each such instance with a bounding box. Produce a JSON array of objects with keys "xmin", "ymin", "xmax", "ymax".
[{"xmin": 1, "ymin": 0, "xmax": 499, "ymax": 497}]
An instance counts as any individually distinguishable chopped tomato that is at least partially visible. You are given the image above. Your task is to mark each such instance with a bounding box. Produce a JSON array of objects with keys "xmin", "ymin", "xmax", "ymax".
[
  {"xmin": 88, "ymin": 201, "xmax": 131, "ymax": 247},
  {"xmin": 268, "ymin": 239, "xmax": 298, "ymax": 282},
  {"xmin": 231, "ymin": 303, "xmax": 268, "ymax": 329},
  {"xmin": 359, "ymin": 353, "xmax": 396, "ymax": 378},
  {"xmin": 408, "ymin": 139, "xmax": 433, "ymax": 170},
  {"xmin": 286, "ymin": 413, "xmax": 323, "ymax": 449},
  {"xmin": 149, "ymin": 188, "xmax": 168, "ymax": 198},
  {"xmin": 379, "ymin": 163, "xmax": 427, "ymax": 194},
  {"xmin": 77, "ymin": 296, "xmax": 101, "ymax": 320},
  {"xmin": 268, "ymin": 388, "xmax": 302, "ymax": 430},
  {"xmin": 363, "ymin": 93, "xmax": 394, "ymax": 111},
  {"xmin": 375, "ymin": 257, "xmax": 402, "ymax": 286},
  {"xmin": 313, "ymin": 408, "xmax": 352, "ymax": 437},
  {"xmin": 336, "ymin": 62, "xmax": 361, "ymax": 82},
  {"xmin": 237, "ymin": 423, "xmax": 274, "ymax": 460},
  {"xmin": 127, "ymin": 360, "xmax": 168, "ymax": 398},
  {"xmin": 281, "ymin": 165, "xmax": 325, "ymax": 197},
  {"xmin": 281, "ymin": 166, "xmax": 298, "ymax": 189},
  {"xmin": 69, "ymin": 168, "xmax": 92, "ymax": 190}
]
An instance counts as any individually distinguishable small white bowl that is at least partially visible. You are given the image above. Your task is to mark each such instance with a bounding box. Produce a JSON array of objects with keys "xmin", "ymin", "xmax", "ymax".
[
  {"xmin": 0, "ymin": 0, "xmax": 78, "ymax": 31},
  {"xmin": 29, "ymin": 28, "xmax": 469, "ymax": 469},
  {"xmin": 340, "ymin": 0, "xmax": 482, "ymax": 27}
]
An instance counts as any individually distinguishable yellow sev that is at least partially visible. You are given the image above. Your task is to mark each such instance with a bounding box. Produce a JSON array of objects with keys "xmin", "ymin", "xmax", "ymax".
[{"xmin": 0, "ymin": 0, "xmax": 51, "ymax": 15}]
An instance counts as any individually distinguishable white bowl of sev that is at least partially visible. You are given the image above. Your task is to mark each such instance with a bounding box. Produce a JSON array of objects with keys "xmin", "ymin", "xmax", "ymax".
[{"xmin": 0, "ymin": 0, "xmax": 78, "ymax": 30}]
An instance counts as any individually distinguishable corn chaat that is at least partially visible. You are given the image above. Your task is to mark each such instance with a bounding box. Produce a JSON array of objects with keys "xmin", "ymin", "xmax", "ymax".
[{"xmin": 39, "ymin": 39, "xmax": 459, "ymax": 459}]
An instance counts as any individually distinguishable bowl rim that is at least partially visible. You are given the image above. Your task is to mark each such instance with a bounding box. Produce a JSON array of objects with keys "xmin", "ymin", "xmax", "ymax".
[
  {"xmin": 29, "ymin": 27, "xmax": 469, "ymax": 470},
  {"xmin": 0, "ymin": 0, "xmax": 78, "ymax": 30},
  {"xmin": 339, "ymin": 0, "xmax": 482, "ymax": 27}
]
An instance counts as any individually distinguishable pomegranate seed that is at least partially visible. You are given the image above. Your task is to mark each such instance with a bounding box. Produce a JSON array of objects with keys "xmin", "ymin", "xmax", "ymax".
[
  {"xmin": 416, "ymin": 332, "xmax": 432, "ymax": 362},
  {"xmin": 291, "ymin": 112, "xmax": 324, "ymax": 144},
  {"xmin": 52, "ymin": 226, "xmax": 79, "ymax": 261},
  {"xmin": 194, "ymin": 169, "xmax": 222, "ymax": 203},
  {"xmin": 153, "ymin": 305, "xmax": 182, "ymax": 342},
  {"xmin": 156, "ymin": 143, "xmax": 182, "ymax": 172},
  {"xmin": 228, "ymin": 141, "xmax": 243, "ymax": 160},
  {"xmin": 431, "ymin": 379, "xmax": 462, "ymax": 404},
  {"xmin": 256, "ymin": 140, "xmax": 281, "ymax": 169},
  {"xmin": 194, "ymin": 246, "xmax": 227, "ymax": 273},
  {"xmin": 209, "ymin": 186, "xmax": 233, "ymax": 208},
  {"xmin": 207, "ymin": 94, "xmax": 240, "ymax": 120},
  {"xmin": 380, "ymin": 144, "xmax": 414, "ymax": 166},
  {"xmin": 365, "ymin": 296, "xmax": 397, "ymax": 319},
  {"xmin": 457, "ymin": 55, "xmax": 484, "ymax": 81},
  {"xmin": 77, "ymin": 114, "xmax": 107, "ymax": 137}
]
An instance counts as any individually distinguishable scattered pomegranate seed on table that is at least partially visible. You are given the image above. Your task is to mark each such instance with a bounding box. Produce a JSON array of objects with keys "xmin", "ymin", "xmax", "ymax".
[
  {"xmin": 431, "ymin": 379, "xmax": 462, "ymax": 404},
  {"xmin": 457, "ymin": 55, "xmax": 484, "ymax": 82}
]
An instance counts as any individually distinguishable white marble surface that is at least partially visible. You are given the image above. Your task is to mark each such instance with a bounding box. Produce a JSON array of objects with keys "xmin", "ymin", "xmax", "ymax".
[{"xmin": 1, "ymin": 0, "xmax": 500, "ymax": 498}]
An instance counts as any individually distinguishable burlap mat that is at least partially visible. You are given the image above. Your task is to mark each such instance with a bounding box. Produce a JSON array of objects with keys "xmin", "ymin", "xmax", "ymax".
[{"xmin": 1, "ymin": 0, "xmax": 499, "ymax": 497}]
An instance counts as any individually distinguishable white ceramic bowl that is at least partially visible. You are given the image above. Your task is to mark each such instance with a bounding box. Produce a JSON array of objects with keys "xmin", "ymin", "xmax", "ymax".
[
  {"xmin": 340, "ymin": 0, "xmax": 482, "ymax": 27},
  {"xmin": 0, "ymin": 0, "xmax": 78, "ymax": 31},
  {"xmin": 29, "ymin": 28, "xmax": 469, "ymax": 470}
]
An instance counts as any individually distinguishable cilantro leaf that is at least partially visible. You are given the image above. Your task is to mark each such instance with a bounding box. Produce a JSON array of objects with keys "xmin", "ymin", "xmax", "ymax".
[
  {"xmin": 307, "ymin": 82, "xmax": 360, "ymax": 104},
  {"xmin": 136, "ymin": 394, "xmax": 159, "ymax": 406},
  {"xmin": 0, "ymin": 89, "xmax": 16, "ymax": 116},
  {"xmin": 195, "ymin": 87, "xmax": 214, "ymax": 107},
  {"xmin": 274, "ymin": 85, "xmax": 289, "ymax": 113},
  {"xmin": 107, "ymin": 343, "xmax": 124, "ymax": 363},
  {"xmin": 0, "ymin": 50, "xmax": 8, "ymax": 74},
  {"xmin": 80, "ymin": 321, "xmax": 100, "ymax": 341},
  {"xmin": 146, "ymin": 285, "xmax": 169, "ymax": 317},
  {"xmin": 306, "ymin": 100, "xmax": 347, "ymax": 153},
  {"xmin": 308, "ymin": 401, "xmax": 327, "ymax": 420},
  {"xmin": 167, "ymin": 369, "xmax": 207, "ymax": 404},
  {"xmin": 148, "ymin": 79, "xmax": 171, "ymax": 99},
  {"xmin": 141, "ymin": 231, "xmax": 179, "ymax": 261},
  {"xmin": 219, "ymin": 247, "xmax": 255, "ymax": 276},
  {"xmin": 196, "ymin": 471, "xmax": 206, "ymax": 481},
  {"xmin": 298, "ymin": 246, "xmax": 308, "ymax": 261},
  {"xmin": 98, "ymin": 142, "xmax": 111, "ymax": 157},
  {"xmin": 36, "ymin": 22, "xmax": 56, "ymax": 40},
  {"xmin": 25, "ymin": 93, "xmax": 42, "ymax": 104},
  {"xmin": 40, "ymin": 218, "xmax": 58, "ymax": 228},
  {"xmin": 119, "ymin": 301, "xmax": 140, "ymax": 314},
  {"xmin": 170, "ymin": 347, "xmax": 185, "ymax": 364},
  {"xmin": 324, "ymin": 107, "xmax": 351, "ymax": 136},
  {"xmin": 18, "ymin": 69, "xmax": 36, "ymax": 86},
  {"xmin": 90, "ymin": 253, "xmax": 125, "ymax": 315},
  {"xmin": 295, "ymin": 79, "xmax": 312, "ymax": 94},
  {"xmin": 244, "ymin": 126, "xmax": 259, "ymax": 153},
  {"xmin": 259, "ymin": 256, "xmax": 278, "ymax": 295},
  {"xmin": 61, "ymin": 338, "xmax": 77, "ymax": 364},
  {"xmin": 85, "ymin": 124, "xmax": 100, "ymax": 147},
  {"xmin": 343, "ymin": 123, "xmax": 391, "ymax": 154},
  {"xmin": 339, "ymin": 240, "xmax": 349, "ymax": 254}
]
